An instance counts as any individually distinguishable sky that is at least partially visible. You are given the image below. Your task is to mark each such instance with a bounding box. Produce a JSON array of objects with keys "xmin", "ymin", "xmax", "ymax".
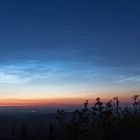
[{"xmin": 0, "ymin": 0, "xmax": 140, "ymax": 105}]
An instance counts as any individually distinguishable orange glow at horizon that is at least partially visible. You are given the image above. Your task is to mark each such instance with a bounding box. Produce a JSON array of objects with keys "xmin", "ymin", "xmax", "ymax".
[
  {"xmin": 0, "ymin": 98, "xmax": 86, "ymax": 107},
  {"xmin": 0, "ymin": 96, "xmax": 133, "ymax": 107}
]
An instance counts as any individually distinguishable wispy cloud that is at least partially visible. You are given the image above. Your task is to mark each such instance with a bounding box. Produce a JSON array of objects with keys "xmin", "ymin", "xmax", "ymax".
[
  {"xmin": 0, "ymin": 61, "xmax": 51, "ymax": 84},
  {"xmin": 0, "ymin": 60, "xmax": 140, "ymax": 92}
]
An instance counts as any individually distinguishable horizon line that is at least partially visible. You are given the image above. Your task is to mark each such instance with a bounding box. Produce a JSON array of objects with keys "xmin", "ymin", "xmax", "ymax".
[{"xmin": 0, "ymin": 96, "xmax": 135, "ymax": 107}]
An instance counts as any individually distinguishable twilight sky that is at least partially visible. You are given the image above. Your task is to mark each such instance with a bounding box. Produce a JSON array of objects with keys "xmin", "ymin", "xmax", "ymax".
[{"xmin": 0, "ymin": 0, "xmax": 140, "ymax": 101}]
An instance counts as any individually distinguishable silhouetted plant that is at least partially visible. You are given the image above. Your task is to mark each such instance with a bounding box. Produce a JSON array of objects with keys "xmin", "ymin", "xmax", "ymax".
[
  {"xmin": 94, "ymin": 97, "xmax": 103, "ymax": 113},
  {"xmin": 113, "ymin": 96, "xmax": 120, "ymax": 117},
  {"xmin": 56, "ymin": 109, "xmax": 66, "ymax": 128},
  {"xmin": 132, "ymin": 95, "xmax": 139, "ymax": 112}
]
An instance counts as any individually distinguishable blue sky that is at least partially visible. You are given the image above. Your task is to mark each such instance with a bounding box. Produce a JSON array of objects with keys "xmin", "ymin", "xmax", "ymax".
[{"xmin": 0, "ymin": 0, "xmax": 140, "ymax": 99}]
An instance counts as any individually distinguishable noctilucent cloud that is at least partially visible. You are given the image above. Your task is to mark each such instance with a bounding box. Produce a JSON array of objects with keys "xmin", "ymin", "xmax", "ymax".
[{"xmin": 0, "ymin": 0, "xmax": 140, "ymax": 99}]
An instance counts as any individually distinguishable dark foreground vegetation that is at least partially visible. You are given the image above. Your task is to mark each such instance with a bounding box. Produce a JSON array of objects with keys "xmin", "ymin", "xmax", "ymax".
[
  {"xmin": 55, "ymin": 95, "xmax": 140, "ymax": 140},
  {"xmin": 0, "ymin": 95, "xmax": 140, "ymax": 140}
]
